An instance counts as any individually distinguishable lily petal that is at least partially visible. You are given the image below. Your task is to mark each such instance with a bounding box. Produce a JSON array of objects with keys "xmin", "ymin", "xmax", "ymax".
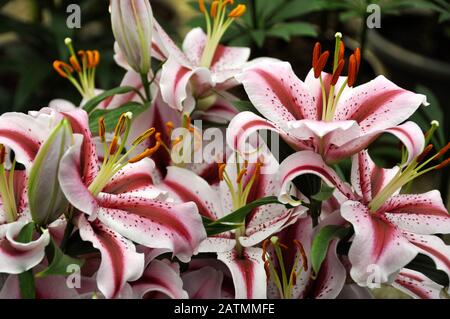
[
  {"xmin": 334, "ymin": 75, "xmax": 428, "ymax": 134},
  {"xmin": 393, "ymin": 269, "xmax": 445, "ymax": 299},
  {"xmin": 341, "ymin": 201, "xmax": 418, "ymax": 285},
  {"xmin": 132, "ymin": 259, "xmax": 188, "ymax": 299},
  {"xmin": 236, "ymin": 60, "xmax": 316, "ymax": 125},
  {"xmin": 0, "ymin": 222, "xmax": 50, "ymax": 274},
  {"xmin": 379, "ymin": 191, "xmax": 450, "ymax": 235},
  {"xmin": 182, "ymin": 266, "xmax": 224, "ymax": 299},
  {"xmin": 217, "ymin": 247, "xmax": 266, "ymax": 299},
  {"xmin": 95, "ymin": 192, "xmax": 206, "ymax": 262},
  {"xmin": 77, "ymin": 215, "xmax": 144, "ymax": 299},
  {"xmin": 278, "ymin": 151, "xmax": 355, "ymax": 206}
]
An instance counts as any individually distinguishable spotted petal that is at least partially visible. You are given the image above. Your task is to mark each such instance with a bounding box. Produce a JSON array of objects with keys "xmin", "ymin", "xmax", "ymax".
[
  {"xmin": 393, "ymin": 269, "xmax": 446, "ymax": 299},
  {"xmin": 77, "ymin": 215, "xmax": 144, "ymax": 299}
]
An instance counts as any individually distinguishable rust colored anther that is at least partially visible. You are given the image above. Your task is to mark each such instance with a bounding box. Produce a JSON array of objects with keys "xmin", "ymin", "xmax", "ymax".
[
  {"xmin": 436, "ymin": 158, "xmax": 450, "ymax": 170},
  {"xmin": 312, "ymin": 42, "xmax": 321, "ymax": 70},
  {"xmin": 347, "ymin": 54, "xmax": 357, "ymax": 87},
  {"xmin": 0, "ymin": 144, "xmax": 5, "ymax": 165},
  {"xmin": 109, "ymin": 136, "xmax": 119, "ymax": 155},
  {"xmin": 314, "ymin": 51, "xmax": 329, "ymax": 79},
  {"xmin": 354, "ymin": 48, "xmax": 361, "ymax": 73},
  {"xmin": 416, "ymin": 144, "xmax": 433, "ymax": 163},
  {"xmin": 338, "ymin": 41, "xmax": 345, "ymax": 62},
  {"xmin": 436, "ymin": 142, "xmax": 450, "ymax": 160},
  {"xmin": 236, "ymin": 168, "xmax": 247, "ymax": 184},
  {"xmin": 98, "ymin": 116, "xmax": 106, "ymax": 143},
  {"xmin": 331, "ymin": 59, "xmax": 345, "ymax": 86},
  {"xmin": 69, "ymin": 55, "xmax": 81, "ymax": 73}
]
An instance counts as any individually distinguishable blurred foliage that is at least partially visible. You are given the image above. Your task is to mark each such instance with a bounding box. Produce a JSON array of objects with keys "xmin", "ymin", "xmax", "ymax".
[{"xmin": 187, "ymin": 0, "xmax": 323, "ymax": 48}]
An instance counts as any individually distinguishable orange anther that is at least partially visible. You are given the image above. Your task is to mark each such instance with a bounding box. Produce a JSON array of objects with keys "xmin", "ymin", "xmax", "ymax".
[
  {"xmin": 347, "ymin": 54, "xmax": 357, "ymax": 87},
  {"xmin": 86, "ymin": 50, "xmax": 95, "ymax": 68},
  {"xmin": 132, "ymin": 127, "xmax": 156, "ymax": 146},
  {"xmin": 354, "ymin": 48, "xmax": 361, "ymax": 73},
  {"xmin": 69, "ymin": 55, "xmax": 81, "ymax": 73},
  {"xmin": 228, "ymin": 4, "xmax": 246, "ymax": 18},
  {"xmin": 98, "ymin": 117, "xmax": 106, "ymax": 143},
  {"xmin": 109, "ymin": 136, "xmax": 119, "ymax": 155},
  {"xmin": 92, "ymin": 50, "xmax": 100, "ymax": 67},
  {"xmin": 339, "ymin": 41, "xmax": 345, "ymax": 62},
  {"xmin": 114, "ymin": 113, "xmax": 127, "ymax": 136},
  {"xmin": 218, "ymin": 163, "xmax": 226, "ymax": 181},
  {"xmin": 210, "ymin": 1, "xmax": 219, "ymax": 18},
  {"xmin": 236, "ymin": 168, "xmax": 247, "ymax": 184},
  {"xmin": 198, "ymin": 0, "xmax": 206, "ymax": 13},
  {"xmin": 53, "ymin": 60, "xmax": 74, "ymax": 78}
]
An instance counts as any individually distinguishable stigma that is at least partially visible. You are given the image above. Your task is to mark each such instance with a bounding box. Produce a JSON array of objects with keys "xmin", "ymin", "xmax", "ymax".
[{"xmin": 53, "ymin": 38, "xmax": 100, "ymax": 100}]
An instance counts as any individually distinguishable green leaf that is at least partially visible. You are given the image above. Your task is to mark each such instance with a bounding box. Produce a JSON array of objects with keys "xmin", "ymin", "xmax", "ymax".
[
  {"xmin": 231, "ymin": 100, "xmax": 263, "ymax": 117},
  {"xmin": 28, "ymin": 120, "xmax": 72, "ymax": 227},
  {"xmin": 250, "ymin": 30, "xmax": 267, "ymax": 48},
  {"xmin": 311, "ymin": 225, "xmax": 349, "ymax": 274},
  {"xmin": 269, "ymin": 0, "xmax": 325, "ymax": 24},
  {"xmin": 205, "ymin": 196, "xmax": 288, "ymax": 236},
  {"xmin": 267, "ymin": 22, "xmax": 317, "ymax": 42},
  {"xmin": 89, "ymin": 102, "xmax": 148, "ymax": 135},
  {"xmin": 311, "ymin": 184, "xmax": 335, "ymax": 202},
  {"xmin": 16, "ymin": 223, "xmax": 36, "ymax": 299},
  {"xmin": 82, "ymin": 86, "xmax": 137, "ymax": 114},
  {"xmin": 36, "ymin": 238, "xmax": 84, "ymax": 278}
]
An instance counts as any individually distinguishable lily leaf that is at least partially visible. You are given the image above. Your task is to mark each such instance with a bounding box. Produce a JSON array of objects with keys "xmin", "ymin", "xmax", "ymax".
[
  {"xmin": 311, "ymin": 184, "xmax": 335, "ymax": 202},
  {"xmin": 89, "ymin": 102, "xmax": 148, "ymax": 135},
  {"xmin": 311, "ymin": 225, "xmax": 349, "ymax": 274},
  {"xmin": 16, "ymin": 222, "xmax": 36, "ymax": 299},
  {"xmin": 28, "ymin": 120, "xmax": 72, "ymax": 227},
  {"xmin": 82, "ymin": 86, "xmax": 137, "ymax": 114},
  {"xmin": 205, "ymin": 196, "xmax": 289, "ymax": 236},
  {"xmin": 36, "ymin": 237, "xmax": 84, "ymax": 278}
]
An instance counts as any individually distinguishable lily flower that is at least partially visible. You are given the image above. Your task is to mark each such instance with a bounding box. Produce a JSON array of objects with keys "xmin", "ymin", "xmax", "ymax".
[
  {"xmin": 277, "ymin": 148, "xmax": 450, "ymax": 287},
  {"xmin": 150, "ymin": 1, "xmax": 250, "ymax": 116},
  {"xmin": 157, "ymin": 151, "xmax": 304, "ymax": 298},
  {"xmin": 56, "ymin": 109, "xmax": 206, "ymax": 298},
  {"xmin": 227, "ymin": 33, "xmax": 428, "ymax": 164}
]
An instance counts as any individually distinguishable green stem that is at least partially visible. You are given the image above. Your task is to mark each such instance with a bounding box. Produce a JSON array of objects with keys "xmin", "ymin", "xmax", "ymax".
[{"xmin": 140, "ymin": 73, "xmax": 152, "ymax": 102}]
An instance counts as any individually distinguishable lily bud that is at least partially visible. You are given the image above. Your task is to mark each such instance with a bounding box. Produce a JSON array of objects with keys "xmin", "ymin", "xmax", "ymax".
[
  {"xmin": 111, "ymin": 0, "xmax": 153, "ymax": 75},
  {"xmin": 28, "ymin": 120, "xmax": 73, "ymax": 227}
]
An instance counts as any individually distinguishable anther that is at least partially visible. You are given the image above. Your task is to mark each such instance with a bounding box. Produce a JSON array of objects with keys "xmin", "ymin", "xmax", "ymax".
[
  {"xmin": 109, "ymin": 136, "xmax": 119, "ymax": 155},
  {"xmin": 416, "ymin": 144, "xmax": 433, "ymax": 163},
  {"xmin": 218, "ymin": 163, "xmax": 226, "ymax": 181},
  {"xmin": 86, "ymin": 50, "xmax": 95, "ymax": 68},
  {"xmin": 339, "ymin": 41, "xmax": 345, "ymax": 62},
  {"xmin": 210, "ymin": 1, "xmax": 219, "ymax": 18},
  {"xmin": 69, "ymin": 55, "xmax": 81, "ymax": 73},
  {"xmin": 236, "ymin": 169, "xmax": 247, "ymax": 184},
  {"xmin": 331, "ymin": 59, "xmax": 345, "ymax": 86},
  {"xmin": 198, "ymin": 0, "xmax": 206, "ymax": 13},
  {"xmin": 98, "ymin": 117, "xmax": 106, "ymax": 143},
  {"xmin": 314, "ymin": 51, "xmax": 329, "ymax": 78},
  {"xmin": 114, "ymin": 113, "xmax": 127, "ymax": 136},
  {"xmin": 132, "ymin": 128, "xmax": 156, "ymax": 146},
  {"xmin": 354, "ymin": 48, "xmax": 361, "ymax": 73},
  {"xmin": 0, "ymin": 144, "xmax": 5, "ymax": 165},
  {"xmin": 262, "ymin": 239, "xmax": 270, "ymax": 262},
  {"xmin": 436, "ymin": 142, "xmax": 450, "ymax": 160},
  {"xmin": 92, "ymin": 50, "xmax": 100, "ymax": 67},
  {"xmin": 294, "ymin": 240, "xmax": 308, "ymax": 271},
  {"xmin": 228, "ymin": 4, "xmax": 246, "ymax": 18},
  {"xmin": 436, "ymin": 158, "xmax": 450, "ymax": 170},
  {"xmin": 53, "ymin": 61, "xmax": 74, "ymax": 78},
  {"xmin": 166, "ymin": 121, "xmax": 174, "ymax": 134},
  {"xmin": 312, "ymin": 42, "xmax": 321, "ymax": 70},
  {"xmin": 347, "ymin": 54, "xmax": 357, "ymax": 87},
  {"xmin": 128, "ymin": 134, "xmax": 162, "ymax": 164}
]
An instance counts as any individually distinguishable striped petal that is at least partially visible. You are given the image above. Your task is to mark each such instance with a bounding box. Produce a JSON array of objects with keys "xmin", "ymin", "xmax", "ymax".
[
  {"xmin": 236, "ymin": 60, "xmax": 316, "ymax": 124},
  {"xmin": 351, "ymin": 150, "xmax": 400, "ymax": 202},
  {"xmin": 403, "ymin": 232, "xmax": 450, "ymax": 280},
  {"xmin": 393, "ymin": 269, "xmax": 445, "ymax": 299},
  {"xmin": 278, "ymin": 151, "xmax": 355, "ymax": 206},
  {"xmin": 217, "ymin": 247, "xmax": 266, "ymax": 299},
  {"xmin": 132, "ymin": 259, "xmax": 188, "ymax": 299},
  {"xmin": 0, "ymin": 222, "xmax": 50, "ymax": 274},
  {"xmin": 96, "ymin": 192, "xmax": 206, "ymax": 262},
  {"xmin": 334, "ymin": 75, "xmax": 428, "ymax": 134},
  {"xmin": 160, "ymin": 57, "xmax": 213, "ymax": 113},
  {"xmin": 341, "ymin": 201, "xmax": 418, "ymax": 286},
  {"xmin": 77, "ymin": 215, "xmax": 144, "ymax": 299},
  {"xmin": 379, "ymin": 191, "xmax": 450, "ymax": 235}
]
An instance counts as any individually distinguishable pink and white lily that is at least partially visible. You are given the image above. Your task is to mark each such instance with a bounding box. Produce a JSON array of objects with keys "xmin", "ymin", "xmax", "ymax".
[
  {"xmin": 277, "ymin": 150, "xmax": 450, "ymax": 287},
  {"xmin": 156, "ymin": 151, "xmax": 304, "ymax": 298},
  {"xmin": 55, "ymin": 109, "xmax": 206, "ymax": 298},
  {"xmin": 148, "ymin": 2, "xmax": 249, "ymax": 116},
  {"xmin": 227, "ymin": 35, "xmax": 428, "ymax": 164}
]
